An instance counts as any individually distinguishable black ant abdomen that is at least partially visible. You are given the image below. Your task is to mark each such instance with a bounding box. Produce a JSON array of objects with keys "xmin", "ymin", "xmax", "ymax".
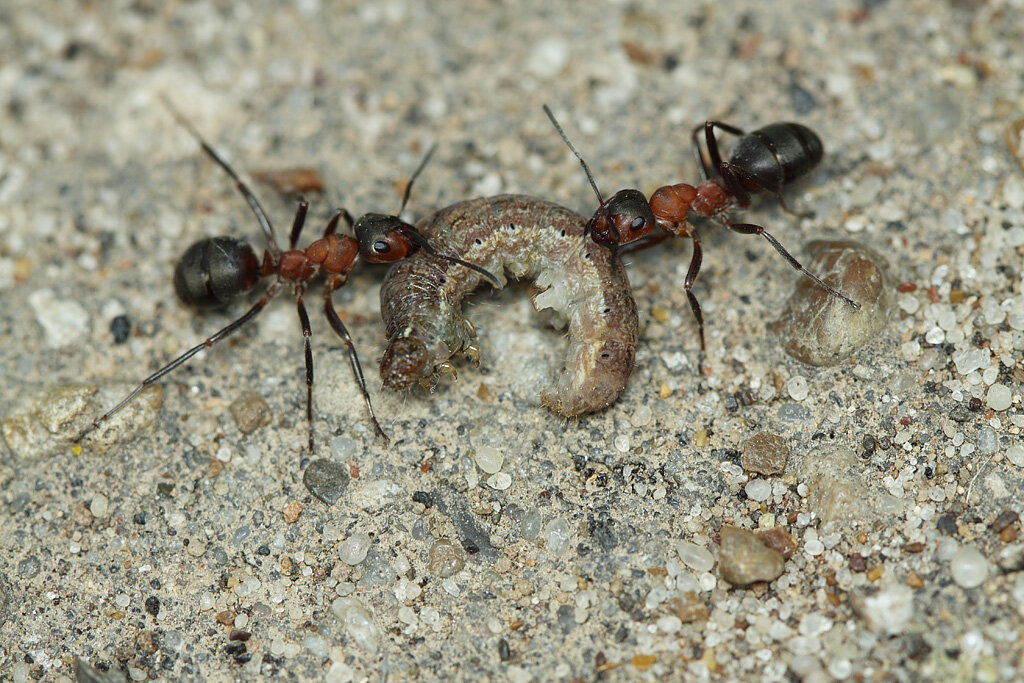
[
  {"xmin": 173, "ymin": 236, "xmax": 261, "ymax": 308},
  {"xmin": 725, "ymin": 122, "xmax": 824, "ymax": 194}
]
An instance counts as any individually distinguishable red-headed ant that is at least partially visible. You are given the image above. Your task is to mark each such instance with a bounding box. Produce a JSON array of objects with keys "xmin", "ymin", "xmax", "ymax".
[
  {"xmin": 544, "ymin": 106, "xmax": 858, "ymax": 358},
  {"xmin": 77, "ymin": 99, "xmax": 497, "ymax": 452}
]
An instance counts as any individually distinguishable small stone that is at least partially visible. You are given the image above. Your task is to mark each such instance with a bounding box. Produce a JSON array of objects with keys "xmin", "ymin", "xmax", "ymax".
[
  {"xmin": 666, "ymin": 592, "xmax": 709, "ymax": 623},
  {"xmin": 786, "ymin": 376, "xmax": 809, "ymax": 401},
  {"xmin": 428, "ymin": 539, "xmax": 465, "ymax": 578},
  {"xmin": 986, "ymin": 384, "xmax": 1012, "ymax": 411},
  {"xmin": 89, "ymin": 494, "xmax": 109, "ymax": 518},
  {"xmin": 996, "ymin": 544, "xmax": 1024, "ymax": 572},
  {"xmin": 757, "ymin": 528, "xmax": 797, "ymax": 559},
  {"xmin": 718, "ymin": 525, "xmax": 785, "ymax": 586},
  {"xmin": 676, "ymin": 541, "xmax": 715, "ymax": 572},
  {"xmin": 770, "ymin": 240, "xmax": 890, "ymax": 366},
  {"xmin": 487, "ymin": 472, "xmax": 512, "ymax": 490},
  {"xmin": 741, "ymin": 432, "xmax": 789, "ymax": 475},
  {"xmin": 282, "ymin": 501, "xmax": 302, "ymax": 524},
  {"xmin": 230, "ymin": 393, "xmax": 272, "ymax": 434},
  {"xmin": 29, "ymin": 288, "xmax": 91, "ymax": 348},
  {"xmin": 474, "ymin": 446, "xmax": 503, "ymax": 474},
  {"xmin": 950, "ymin": 546, "xmax": 989, "ymax": 588},
  {"xmin": 303, "ymin": 459, "xmax": 349, "ymax": 505},
  {"xmin": 330, "ymin": 597, "xmax": 381, "ymax": 654},
  {"xmin": 906, "ymin": 572, "xmax": 924, "ymax": 589},
  {"xmin": 990, "ymin": 510, "xmax": 1019, "ymax": 533},
  {"xmin": 339, "ymin": 533, "xmax": 371, "ymax": 565},
  {"xmin": 855, "ymin": 584, "xmax": 914, "ymax": 635},
  {"xmin": 745, "ymin": 478, "xmax": 772, "ymax": 502}
]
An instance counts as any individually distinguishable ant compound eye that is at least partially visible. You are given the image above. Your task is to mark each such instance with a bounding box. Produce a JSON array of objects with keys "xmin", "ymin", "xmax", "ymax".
[
  {"xmin": 373, "ymin": 240, "xmax": 391, "ymax": 254},
  {"xmin": 630, "ymin": 216, "xmax": 646, "ymax": 231}
]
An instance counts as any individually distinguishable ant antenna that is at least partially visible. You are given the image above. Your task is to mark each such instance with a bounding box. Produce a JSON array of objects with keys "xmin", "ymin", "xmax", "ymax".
[
  {"xmin": 401, "ymin": 229, "xmax": 502, "ymax": 288},
  {"xmin": 158, "ymin": 94, "xmax": 282, "ymax": 258},
  {"xmin": 399, "ymin": 144, "xmax": 438, "ymax": 215},
  {"xmin": 542, "ymin": 105, "xmax": 604, "ymax": 205}
]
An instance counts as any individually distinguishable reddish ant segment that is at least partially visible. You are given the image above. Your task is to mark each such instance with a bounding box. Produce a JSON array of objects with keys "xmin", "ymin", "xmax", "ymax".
[
  {"xmin": 77, "ymin": 100, "xmax": 496, "ymax": 452},
  {"xmin": 546, "ymin": 107, "xmax": 859, "ymax": 358}
]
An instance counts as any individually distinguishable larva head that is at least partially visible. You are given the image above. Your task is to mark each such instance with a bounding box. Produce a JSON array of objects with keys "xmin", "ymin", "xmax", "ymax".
[
  {"xmin": 354, "ymin": 213, "xmax": 420, "ymax": 263},
  {"xmin": 586, "ymin": 189, "xmax": 657, "ymax": 246},
  {"xmin": 174, "ymin": 236, "xmax": 260, "ymax": 308},
  {"xmin": 380, "ymin": 337, "xmax": 429, "ymax": 390}
]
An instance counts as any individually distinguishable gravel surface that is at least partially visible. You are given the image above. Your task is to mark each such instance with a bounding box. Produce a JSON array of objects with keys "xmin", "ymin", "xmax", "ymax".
[{"xmin": 2, "ymin": 1, "xmax": 1023, "ymax": 681}]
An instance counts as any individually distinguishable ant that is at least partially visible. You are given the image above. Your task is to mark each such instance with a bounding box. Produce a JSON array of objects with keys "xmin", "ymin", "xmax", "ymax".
[
  {"xmin": 543, "ymin": 106, "xmax": 858, "ymax": 358},
  {"xmin": 77, "ymin": 99, "xmax": 497, "ymax": 452}
]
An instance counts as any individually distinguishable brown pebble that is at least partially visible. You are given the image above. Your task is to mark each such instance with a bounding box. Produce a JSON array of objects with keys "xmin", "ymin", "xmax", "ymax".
[
  {"xmin": 857, "ymin": 532, "xmax": 869, "ymax": 544},
  {"xmin": 215, "ymin": 610, "xmax": 235, "ymax": 625},
  {"xmin": 826, "ymin": 592, "xmax": 842, "ymax": 606},
  {"xmin": 866, "ymin": 566, "xmax": 885, "ymax": 582},
  {"xmin": 136, "ymin": 630, "xmax": 157, "ymax": 653},
  {"xmin": 280, "ymin": 556, "xmax": 293, "ymax": 574},
  {"xmin": 477, "ymin": 383, "xmax": 493, "ymax": 401},
  {"xmin": 903, "ymin": 542, "xmax": 925, "ymax": 553},
  {"xmin": 666, "ymin": 592, "xmax": 709, "ymax": 623},
  {"xmin": 282, "ymin": 501, "xmax": 303, "ymax": 524},
  {"xmin": 229, "ymin": 629, "xmax": 252, "ymax": 641},
  {"xmin": 849, "ymin": 553, "xmax": 867, "ymax": 572},
  {"xmin": 990, "ymin": 510, "xmax": 1019, "ymax": 533},
  {"xmin": 208, "ymin": 459, "xmax": 223, "ymax": 478},
  {"xmin": 1001, "ymin": 526, "xmax": 1018, "ymax": 543},
  {"xmin": 253, "ymin": 167, "xmax": 326, "ymax": 194},
  {"xmin": 631, "ymin": 654, "xmax": 657, "ymax": 671},
  {"xmin": 906, "ymin": 572, "xmax": 924, "ymax": 589},
  {"xmin": 230, "ymin": 392, "xmax": 272, "ymax": 434},
  {"xmin": 757, "ymin": 528, "xmax": 797, "ymax": 559},
  {"xmin": 741, "ymin": 432, "xmax": 789, "ymax": 475},
  {"xmin": 718, "ymin": 525, "xmax": 785, "ymax": 587},
  {"xmin": 770, "ymin": 239, "xmax": 890, "ymax": 366}
]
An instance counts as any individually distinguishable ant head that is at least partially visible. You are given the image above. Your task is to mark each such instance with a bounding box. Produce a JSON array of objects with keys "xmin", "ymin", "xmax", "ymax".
[
  {"xmin": 586, "ymin": 189, "xmax": 657, "ymax": 246},
  {"xmin": 354, "ymin": 213, "xmax": 419, "ymax": 263}
]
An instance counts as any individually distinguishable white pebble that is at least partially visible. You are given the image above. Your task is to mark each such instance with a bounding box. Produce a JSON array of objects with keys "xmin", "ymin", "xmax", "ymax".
[
  {"xmin": 860, "ymin": 584, "xmax": 914, "ymax": 635},
  {"xmin": 90, "ymin": 494, "xmax": 109, "ymax": 518},
  {"xmin": 901, "ymin": 341, "xmax": 921, "ymax": 361},
  {"xmin": 745, "ymin": 478, "xmax": 772, "ymax": 502},
  {"xmin": 1007, "ymin": 445, "xmax": 1024, "ymax": 468},
  {"xmin": 114, "ymin": 593, "xmax": 130, "ymax": 608},
  {"xmin": 527, "ymin": 39, "xmax": 569, "ymax": 78},
  {"xmin": 487, "ymin": 472, "xmax": 512, "ymax": 490},
  {"xmin": 950, "ymin": 546, "xmax": 989, "ymax": 588},
  {"xmin": 474, "ymin": 446, "xmax": 504, "ymax": 474},
  {"xmin": 339, "ymin": 532, "xmax": 371, "ymax": 565},
  {"xmin": 897, "ymin": 293, "xmax": 920, "ymax": 314},
  {"xmin": 787, "ymin": 376, "xmax": 809, "ymax": 401},
  {"xmin": 631, "ymin": 404, "xmax": 653, "ymax": 427},
  {"xmin": 614, "ymin": 435, "xmax": 630, "ymax": 453},
  {"xmin": 804, "ymin": 539, "xmax": 825, "ymax": 556},
  {"xmin": 986, "ymin": 384, "xmax": 1012, "ymax": 411},
  {"xmin": 676, "ymin": 541, "xmax": 715, "ymax": 572},
  {"xmin": 29, "ymin": 289, "xmax": 91, "ymax": 348}
]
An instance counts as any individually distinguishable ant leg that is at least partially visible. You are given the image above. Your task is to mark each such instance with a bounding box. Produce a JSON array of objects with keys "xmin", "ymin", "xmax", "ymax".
[
  {"xmin": 692, "ymin": 120, "xmax": 747, "ymax": 182},
  {"xmin": 725, "ymin": 220, "xmax": 860, "ymax": 309},
  {"xmin": 296, "ymin": 293, "xmax": 316, "ymax": 452},
  {"xmin": 617, "ymin": 232, "xmax": 673, "ymax": 256},
  {"xmin": 160, "ymin": 97, "xmax": 282, "ymax": 258},
  {"xmin": 76, "ymin": 281, "xmax": 283, "ymax": 444},
  {"xmin": 683, "ymin": 230, "xmax": 707, "ymax": 358},
  {"xmin": 324, "ymin": 208, "xmax": 355, "ymax": 237},
  {"xmin": 289, "ymin": 200, "xmax": 309, "ymax": 250},
  {"xmin": 720, "ymin": 161, "xmax": 813, "ymax": 216},
  {"xmin": 323, "ymin": 282, "xmax": 389, "ymax": 445}
]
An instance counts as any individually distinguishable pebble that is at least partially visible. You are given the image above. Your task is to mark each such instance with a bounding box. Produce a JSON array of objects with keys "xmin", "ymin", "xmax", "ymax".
[
  {"xmin": 339, "ymin": 533, "xmax": 371, "ymax": 565},
  {"xmin": 303, "ymin": 459, "xmax": 349, "ymax": 505},
  {"xmin": 855, "ymin": 584, "xmax": 914, "ymax": 635},
  {"xmin": 1007, "ymin": 445, "xmax": 1024, "ymax": 468},
  {"xmin": 89, "ymin": 494, "xmax": 109, "ymax": 518},
  {"xmin": 28, "ymin": 288, "xmax": 91, "ymax": 348},
  {"xmin": 745, "ymin": 478, "xmax": 772, "ymax": 502},
  {"xmin": 543, "ymin": 517, "xmax": 571, "ymax": 556},
  {"xmin": 487, "ymin": 472, "xmax": 512, "ymax": 490},
  {"xmin": 986, "ymin": 384, "xmax": 1012, "ymax": 411},
  {"xmin": 741, "ymin": 432, "xmax": 789, "ymax": 474},
  {"xmin": 950, "ymin": 546, "xmax": 989, "ymax": 588},
  {"xmin": 229, "ymin": 392, "xmax": 272, "ymax": 434},
  {"xmin": 428, "ymin": 540, "xmax": 465, "ymax": 578},
  {"xmin": 331, "ymin": 598, "xmax": 381, "ymax": 654},
  {"xmin": 770, "ymin": 240, "xmax": 890, "ymax": 366},
  {"xmin": 474, "ymin": 446, "xmax": 503, "ymax": 474},
  {"xmin": 718, "ymin": 525, "xmax": 785, "ymax": 586},
  {"xmin": 676, "ymin": 541, "xmax": 715, "ymax": 572},
  {"xmin": 786, "ymin": 376, "xmax": 809, "ymax": 401}
]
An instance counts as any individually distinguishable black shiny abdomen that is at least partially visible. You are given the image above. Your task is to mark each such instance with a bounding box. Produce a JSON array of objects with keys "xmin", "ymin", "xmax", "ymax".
[
  {"xmin": 729, "ymin": 123, "xmax": 824, "ymax": 192},
  {"xmin": 173, "ymin": 236, "xmax": 259, "ymax": 307}
]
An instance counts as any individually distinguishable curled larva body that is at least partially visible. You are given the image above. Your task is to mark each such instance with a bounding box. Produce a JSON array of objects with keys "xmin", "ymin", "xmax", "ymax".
[{"xmin": 379, "ymin": 194, "xmax": 638, "ymax": 416}]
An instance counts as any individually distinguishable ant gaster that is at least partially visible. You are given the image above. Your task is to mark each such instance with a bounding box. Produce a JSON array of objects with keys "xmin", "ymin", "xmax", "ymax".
[
  {"xmin": 545, "ymin": 107, "xmax": 858, "ymax": 357},
  {"xmin": 77, "ymin": 99, "xmax": 496, "ymax": 452}
]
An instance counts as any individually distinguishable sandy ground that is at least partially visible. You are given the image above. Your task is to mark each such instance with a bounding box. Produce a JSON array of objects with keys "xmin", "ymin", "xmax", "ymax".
[{"xmin": 2, "ymin": 0, "xmax": 1024, "ymax": 681}]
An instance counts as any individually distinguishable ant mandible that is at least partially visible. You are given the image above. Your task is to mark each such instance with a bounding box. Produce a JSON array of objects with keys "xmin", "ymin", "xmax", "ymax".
[
  {"xmin": 544, "ymin": 106, "xmax": 858, "ymax": 357},
  {"xmin": 77, "ymin": 98, "xmax": 497, "ymax": 452}
]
